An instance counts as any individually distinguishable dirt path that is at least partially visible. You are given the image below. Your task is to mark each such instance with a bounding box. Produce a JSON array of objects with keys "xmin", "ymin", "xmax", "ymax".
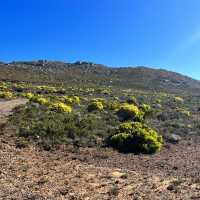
[
  {"xmin": 0, "ymin": 99, "xmax": 28, "ymax": 127},
  {"xmin": 0, "ymin": 99, "xmax": 28, "ymax": 118}
]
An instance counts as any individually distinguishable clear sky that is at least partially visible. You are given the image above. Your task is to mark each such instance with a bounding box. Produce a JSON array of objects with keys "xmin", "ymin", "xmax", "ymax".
[{"xmin": 0, "ymin": 0, "xmax": 200, "ymax": 79}]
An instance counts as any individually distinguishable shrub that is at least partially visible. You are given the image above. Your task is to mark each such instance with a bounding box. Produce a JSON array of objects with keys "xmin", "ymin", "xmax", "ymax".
[
  {"xmin": 50, "ymin": 102, "xmax": 72, "ymax": 113},
  {"xmin": 72, "ymin": 96, "xmax": 81, "ymax": 105},
  {"xmin": 140, "ymin": 103, "xmax": 151, "ymax": 113},
  {"xmin": 92, "ymin": 98, "xmax": 106, "ymax": 105},
  {"xmin": 109, "ymin": 101, "xmax": 120, "ymax": 111},
  {"xmin": 31, "ymin": 96, "xmax": 49, "ymax": 105},
  {"xmin": 126, "ymin": 96, "xmax": 137, "ymax": 104},
  {"xmin": 109, "ymin": 122, "xmax": 163, "ymax": 154},
  {"xmin": 175, "ymin": 96, "xmax": 184, "ymax": 103},
  {"xmin": 63, "ymin": 95, "xmax": 80, "ymax": 105},
  {"xmin": 35, "ymin": 85, "xmax": 57, "ymax": 93},
  {"xmin": 0, "ymin": 82, "xmax": 8, "ymax": 91},
  {"xmin": 9, "ymin": 104, "xmax": 97, "ymax": 150},
  {"xmin": 176, "ymin": 108, "xmax": 191, "ymax": 117},
  {"xmin": 22, "ymin": 92, "xmax": 34, "ymax": 99},
  {"xmin": 116, "ymin": 103, "xmax": 144, "ymax": 121},
  {"xmin": 0, "ymin": 91, "xmax": 14, "ymax": 99},
  {"xmin": 88, "ymin": 101, "xmax": 104, "ymax": 112}
]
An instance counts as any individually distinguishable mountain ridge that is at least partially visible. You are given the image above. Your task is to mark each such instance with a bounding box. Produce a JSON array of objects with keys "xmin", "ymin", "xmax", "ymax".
[{"xmin": 0, "ymin": 60, "xmax": 199, "ymax": 94}]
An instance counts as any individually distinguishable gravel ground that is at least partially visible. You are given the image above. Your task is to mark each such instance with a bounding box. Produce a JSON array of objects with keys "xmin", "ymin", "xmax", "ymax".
[{"xmin": 0, "ymin": 100, "xmax": 200, "ymax": 200}]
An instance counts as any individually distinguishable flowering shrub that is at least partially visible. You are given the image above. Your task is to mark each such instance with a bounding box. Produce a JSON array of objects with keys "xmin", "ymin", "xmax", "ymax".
[
  {"xmin": 0, "ymin": 91, "xmax": 14, "ymax": 99},
  {"xmin": 30, "ymin": 96, "xmax": 49, "ymax": 105},
  {"xmin": 35, "ymin": 85, "xmax": 57, "ymax": 93},
  {"xmin": 22, "ymin": 92, "xmax": 34, "ymax": 99},
  {"xmin": 109, "ymin": 101, "xmax": 120, "ymax": 111},
  {"xmin": 140, "ymin": 103, "xmax": 151, "ymax": 113},
  {"xmin": 175, "ymin": 96, "xmax": 184, "ymax": 103},
  {"xmin": 63, "ymin": 95, "xmax": 80, "ymax": 105},
  {"xmin": 109, "ymin": 122, "xmax": 163, "ymax": 154},
  {"xmin": 50, "ymin": 102, "xmax": 72, "ymax": 113},
  {"xmin": 126, "ymin": 96, "xmax": 137, "ymax": 104},
  {"xmin": 176, "ymin": 108, "xmax": 191, "ymax": 117},
  {"xmin": 88, "ymin": 101, "xmax": 104, "ymax": 112},
  {"xmin": 92, "ymin": 98, "xmax": 106, "ymax": 105},
  {"xmin": 116, "ymin": 103, "xmax": 144, "ymax": 121}
]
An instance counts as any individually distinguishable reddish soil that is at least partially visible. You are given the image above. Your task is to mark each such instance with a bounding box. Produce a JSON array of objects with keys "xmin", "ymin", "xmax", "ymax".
[{"xmin": 0, "ymin": 99, "xmax": 200, "ymax": 200}]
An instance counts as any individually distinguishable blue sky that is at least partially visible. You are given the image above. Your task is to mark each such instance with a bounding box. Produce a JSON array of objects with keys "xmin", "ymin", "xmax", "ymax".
[{"xmin": 0, "ymin": 0, "xmax": 200, "ymax": 79}]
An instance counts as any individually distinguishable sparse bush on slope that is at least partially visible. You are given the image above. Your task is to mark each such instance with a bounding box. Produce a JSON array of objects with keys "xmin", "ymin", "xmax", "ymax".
[
  {"xmin": 63, "ymin": 95, "xmax": 81, "ymax": 105},
  {"xmin": 88, "ymin": 101, "xmax": 104, "ymax": 112},
  {"xmin": 0, "ymin": 91, "xmax": 14, "ymax": 99},
  {"xmin": 9, "ymin": 104, "xmax": 97, "ymax": 150},
  {"xmin": 50, "ymin": 102, "xmax": 72, "ymax": 113},
  {"xmin": 31, "ymin": 96, "xmax": 49, "ymax": 106},
  {"xmin": 140, "ymin": 103, "xmax": 151, "ymax": 113},
  {"xmin": 116, "ymin": 103, "xmax": 144, "ymax": 121}
]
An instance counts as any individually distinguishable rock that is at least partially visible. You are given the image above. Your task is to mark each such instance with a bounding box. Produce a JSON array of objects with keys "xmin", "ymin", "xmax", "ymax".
[
  {"xmin": 153, "ymin": 103, "xmax": 162, "ymax": 109},
  {"xmin": 111, "ymin": 171, "xmax": 127, "ymax": 179},
  {"xmin": 168, "ymin": 134, "xmax": 182, "ymax": 143}
]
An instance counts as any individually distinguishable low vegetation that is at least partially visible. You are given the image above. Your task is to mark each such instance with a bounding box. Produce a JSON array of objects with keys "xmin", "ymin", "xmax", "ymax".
[
  {"xmin": 9, "ymin": 104, "xmax": 96, "ymax": 150},
  {"xmin": 109, "ymin": 122, "xmax": 163, "ymax": 153},
  {"xmin": 1, "ymin": 78, "xmax": 199, "ymax": 154}
]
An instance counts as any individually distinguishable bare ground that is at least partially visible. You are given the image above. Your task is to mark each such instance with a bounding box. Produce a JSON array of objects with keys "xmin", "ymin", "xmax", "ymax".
[{"xmin": 0, "ymin": 99, "xmax": 200, "ymax": 200}]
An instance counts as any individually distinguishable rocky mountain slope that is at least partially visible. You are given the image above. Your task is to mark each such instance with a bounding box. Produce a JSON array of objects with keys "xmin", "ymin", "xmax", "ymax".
[{"xmin": 0, "ymin": 60, "xmax": 199, "ymax": 94}]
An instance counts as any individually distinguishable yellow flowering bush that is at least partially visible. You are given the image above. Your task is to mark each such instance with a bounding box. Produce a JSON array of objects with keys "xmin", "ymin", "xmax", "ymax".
[
  {"xmin": 50, "ymin": 102, "xmax": 72, "ymax": 113},
  {"xmin": 109, "ymin": 122, "xmax": 163, "ymax": 154},
  {"xmin": 176, "ymin": 108, "xmax": 191, "ymax": 117},
  {"xmin": 0, "ymin": 91, "xmax": 14, "ymax": 99},
  {"xmin": 88, "ymin": 101, "xmax": 104, "ymax": 112},
  {"xmin": 63, "ymin": 95, "xmax": 80, "ymax": 105},
  {"xmin": 30, "ymin": 95, "xmax": 49, "ymax": 105},
  {"xmin": 126, "ymin": 96, "xmax": 137, "ymax": 104},
  {"xmin": 175, "ymin": 96, "xmax": 184, "ymax": 103},
  {"xmin": 117, "ymin": 103, "xmax": 144, "ymax": 121},
  {"xmin": 140, "ymin": 103, "xmax": 151, "ymax": 113},
  {"xmin": 109, "ymin": 101, "xmax": 120, "ymax": 111},
  {"xmin": 22, "ymin": 92, "xmax": 34, "ymax": 99}
]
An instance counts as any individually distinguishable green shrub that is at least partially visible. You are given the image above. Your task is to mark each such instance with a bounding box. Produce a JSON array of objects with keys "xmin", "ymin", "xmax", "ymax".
[
  {"xmin": 109, "ymin": 101, "xmax": 120, "ymax": 111},
  {"xmin": 126, "ymin": 96, "xmax": 137, "ymax": 104},
  {"xmin": 176, "ymin": 108, "xmax": 191, "ymax": 117},
  {"xmin": 140, "ymin": 103, "xmax": 151, "ymax": 113},
  {"xmin": 0, "ymin": 91, "xmax": 14, "ymax": 99},
  {"xmin": 63, "ymin": 95, "xmax": 80, "ymax": 105},
  {"xmin": 174, "ymin": 96, "xmax": 184, "ymax": 103},
  {"xmin": 50, "ymin": 102, "xmax": 72, "ymax": 113},
  {"xmin": 22, "ymin": 92, "xmax": 34, "ymax": 99},
  {"xmin": 116, "ymin": 103, "xmax": 144, "ymax": 121},
  {"xmin": 91, "ymin": 98, "xmax": 106, "ymax": 105},
  {"xmin": 109, "ymin": 122, "xmax": 163, "ymax": 154},
  {"xmin": 35, "ymin": 85, "xmax": 57, "ymax": 93},
  {"xmin": 9, "ymin": 104, "xmax": 97, "ymax": 150},
  {"xmin": 88, "ymin": 101, "xmax": 104, "ymax": 112},
  {"xmin": 31, "ymin": 96, "xmax": 49, "ymax": 105},
  {"xmin": 72, "ymin": 96, "xmax": 81, "ymax": 105}
]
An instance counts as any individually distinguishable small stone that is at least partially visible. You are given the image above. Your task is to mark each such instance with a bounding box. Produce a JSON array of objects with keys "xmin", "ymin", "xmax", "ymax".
[
  {"xmin": 111, "ymin": 171, "xmax": 128, "ymax": 179},
  {"xmin": 168, "ymin": 134, "xmax": 181, "ymax": 144}
]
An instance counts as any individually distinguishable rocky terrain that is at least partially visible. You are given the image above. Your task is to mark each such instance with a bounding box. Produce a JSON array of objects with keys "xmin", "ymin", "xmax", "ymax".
[
  {"xmin": 0, "ymin": 60, "xmax": 200, "ymax": 94},
  {"xmin": 1, "ymin": 99, "xmax": 200, "ymax": 199},
  {"xmin": 0, "ymin": 62, "xmax": 200, "ymax": 199}
]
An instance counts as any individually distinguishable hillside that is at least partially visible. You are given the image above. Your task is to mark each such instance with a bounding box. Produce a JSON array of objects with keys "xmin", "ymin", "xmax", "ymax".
[
  {"xmin": 0, "ymin": 60, "xmax": 199, "ymax": 94},
  {"xmin": 1, "ymin": 61, "xmax": 200, "ymax": 199}
]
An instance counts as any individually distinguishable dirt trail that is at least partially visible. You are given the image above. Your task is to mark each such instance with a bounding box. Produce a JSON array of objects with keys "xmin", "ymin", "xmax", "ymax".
[
  {"xmin": 0, "ymin": 99, "xmax": 28, "ymax": 117},
  {"xmin": 0, "ymin": 99, "xmax": 28, "ymax": 123}
]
